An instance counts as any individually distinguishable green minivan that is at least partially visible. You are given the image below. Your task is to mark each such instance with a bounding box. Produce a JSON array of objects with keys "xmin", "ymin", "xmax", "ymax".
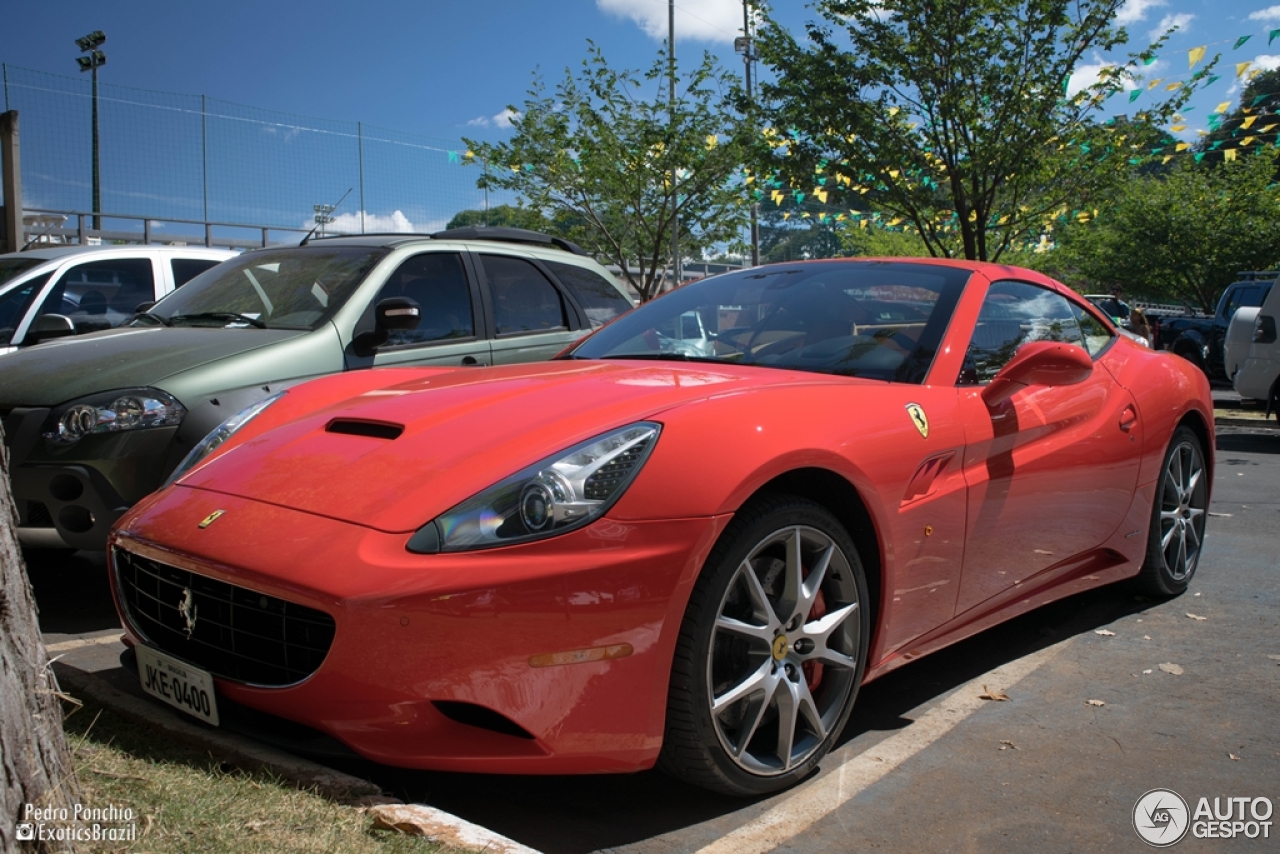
[{"xmin": 0, "ymin": 229, "xmax": 634, "ymax": 550}]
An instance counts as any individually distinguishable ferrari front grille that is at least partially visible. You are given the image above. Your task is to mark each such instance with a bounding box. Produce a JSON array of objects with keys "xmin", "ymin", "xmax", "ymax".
[{"xmin": 113, "ymin": 547, "xmax": 335, "ymax": 687}]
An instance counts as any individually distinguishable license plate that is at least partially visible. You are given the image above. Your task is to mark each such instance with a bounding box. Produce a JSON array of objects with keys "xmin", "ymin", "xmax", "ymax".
[{"xmin": 136, "ymin": 645, "xmax": 220, "ymax": 726}]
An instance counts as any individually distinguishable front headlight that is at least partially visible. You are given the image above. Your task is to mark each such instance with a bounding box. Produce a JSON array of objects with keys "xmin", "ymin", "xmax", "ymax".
[
  {"xmin": 408, "ymin": 421, "xmax": 661, "ymax": 553},
  {"xmin": 44, "ymin": 388, "xmax": 187, "ymax": 445},
  {"xmin": 164, "ymin": 392, "xmax": 284, "ymax": 486}
]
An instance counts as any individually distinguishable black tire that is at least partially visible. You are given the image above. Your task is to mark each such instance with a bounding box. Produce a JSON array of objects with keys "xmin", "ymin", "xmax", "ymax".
[
  {"xmin": 1135, "ymin": 427, "xmax": 1209, "ymax": 596},
  {"xmin": 659, "ymin": 494, "xmax": 869, "ymax": 796}
]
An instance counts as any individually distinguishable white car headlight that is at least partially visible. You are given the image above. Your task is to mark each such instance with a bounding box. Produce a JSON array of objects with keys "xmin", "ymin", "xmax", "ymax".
[
  {"xmin": 44, "ymin": 388, "xmax": 186, "ymax": 445},
  {"xmin": 409, "ymin": 422, "xmax": 661, "ymax": 553},
  {"xmin": 164, "ymin": 392, "xmax": 284, "ymax": 486}
]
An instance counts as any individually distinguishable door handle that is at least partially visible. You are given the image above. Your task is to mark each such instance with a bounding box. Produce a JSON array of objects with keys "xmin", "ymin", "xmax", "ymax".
[
  {"xmin": 460, "ymin": 355, "xmax": 487, "ymax": 366},
  {"xmin": 1119, "ymin": 405, "xmax": 1137, "ymax": 432}
]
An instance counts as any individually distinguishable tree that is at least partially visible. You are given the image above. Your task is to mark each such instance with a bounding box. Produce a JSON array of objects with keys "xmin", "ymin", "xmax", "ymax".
[
  {"xmin": 1051, "ymin": 150, "xmax": 1280, "ymax": 311},
  {"xmin": 465, "ymin": 45, "xmax": 753, "ymax": 301},
  {"xmin": 2, "ymin": 426, "xmax": 82, "ymax": 852},
  {"xmin": 753, "ymin": 0, "xmax": 1214, "ymax": 262},
  {"xmin": 1198, "ymin": 69, "xmax": 1280, "ymax": 166},
  {"xmin": 445, "ymin": 204, "xmax": 559, "ymax": 232}
]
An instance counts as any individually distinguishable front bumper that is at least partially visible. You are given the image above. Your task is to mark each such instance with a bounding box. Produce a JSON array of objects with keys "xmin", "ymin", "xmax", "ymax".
[
  {"xmin": 109, "ymin": 484, "xmax": 728, "ymax": 775},
  {"xmin": 2, "ymin": 405, "xmax": 178, "ymax": 550}
]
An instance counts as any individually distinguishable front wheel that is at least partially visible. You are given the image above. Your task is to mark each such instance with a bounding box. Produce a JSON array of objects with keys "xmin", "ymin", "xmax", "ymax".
[
  {"xmin": 1135, "ymin": 427, "xmax": 1208, "ymax": 596},
  {"xmin": 659, "ymin": 495, "xmax": 869, "ymax": 796}
]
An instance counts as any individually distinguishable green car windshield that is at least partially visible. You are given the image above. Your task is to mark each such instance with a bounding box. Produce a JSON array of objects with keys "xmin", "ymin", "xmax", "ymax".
[{"xmin": 142, "ymin": 246, "xmax": 387, "ymax": 330}]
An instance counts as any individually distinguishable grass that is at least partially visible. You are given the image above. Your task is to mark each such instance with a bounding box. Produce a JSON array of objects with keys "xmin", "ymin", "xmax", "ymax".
[{"xmin": 61, "ymin": 697, "xmax": 455, "ymax": 854}]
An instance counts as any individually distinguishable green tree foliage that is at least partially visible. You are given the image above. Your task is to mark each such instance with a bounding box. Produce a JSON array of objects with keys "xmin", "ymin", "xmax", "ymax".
[
  {"xmin": 753, "ymin": 0, "xmax": 1211, "ymax": 262},
  {"xmin": 1197, "ymin": 69, "xmax": 1280, "ymax": 165},
  {"xmin": 1052, "ymin": 151, "xmax": 1280, "ymax": 311},
  {"xmin": 465, "ymin": 45, "xmax": 752, "ymax": 301},
  {"xmin": 445, "ymin": 204, "xmax": 557, "ymax": 232},
  {"xmin": 837, "ymin": 223, "xmax": 932, "ymax": 258}
]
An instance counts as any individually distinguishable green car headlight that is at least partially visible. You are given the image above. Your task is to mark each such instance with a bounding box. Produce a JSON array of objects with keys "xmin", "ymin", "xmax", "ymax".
[
  {"xmin": 409, "ymin": 422, "xmax": 661, "ymax": 553},
  {"xmin": 44, "ymin": 388, "xmax": 187, "ymax": 445},
  {"xmin": 165, "ymin": 392, "xmax": 285, "ymax": 486}
]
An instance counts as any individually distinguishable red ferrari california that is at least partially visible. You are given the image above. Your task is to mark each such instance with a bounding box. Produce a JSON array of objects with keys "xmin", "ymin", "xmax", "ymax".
[{"xmin": 108, "ymin": 258, "xmax": 1212, "ymax": 796}]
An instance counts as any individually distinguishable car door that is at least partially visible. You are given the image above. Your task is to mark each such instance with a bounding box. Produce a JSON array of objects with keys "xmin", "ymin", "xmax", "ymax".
[
  {"xmin": 369, "ymin": 250, "xmax": 492, "ymax": 368},
  {"xmin": 954, "ymin": 279, "xmax": 1143, "ymax": 614},
  {"xmin": 26, "ymin": 254, "xmax": 158, "ymax": 338},
  {"xmin": 475, "ymin": 253, "xmax": 582, "ymax": 365}
]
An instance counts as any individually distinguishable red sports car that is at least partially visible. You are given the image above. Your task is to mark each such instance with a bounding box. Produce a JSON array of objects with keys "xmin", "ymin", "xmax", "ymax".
[{"xmin": 108, "ymin": 259, "xmax": 1212, "ymax": 796}]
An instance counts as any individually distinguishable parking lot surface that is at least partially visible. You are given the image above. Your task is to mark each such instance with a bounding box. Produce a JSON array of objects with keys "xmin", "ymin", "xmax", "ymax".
[{"xmin": 30, "ymin": 420, "xmax": 1279, "ymax": 854}]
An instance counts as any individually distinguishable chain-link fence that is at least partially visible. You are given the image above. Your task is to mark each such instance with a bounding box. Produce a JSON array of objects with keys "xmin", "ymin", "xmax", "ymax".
[{"xmin": 1, "ymin": 64, "xmax": 512, "ymax": 245}]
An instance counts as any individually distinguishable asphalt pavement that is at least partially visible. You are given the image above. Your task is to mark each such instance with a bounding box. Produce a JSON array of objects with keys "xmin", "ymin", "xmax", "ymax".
[{"xmin": 29, "ymin": 407, "xmax": 1280, "ymax": 854}]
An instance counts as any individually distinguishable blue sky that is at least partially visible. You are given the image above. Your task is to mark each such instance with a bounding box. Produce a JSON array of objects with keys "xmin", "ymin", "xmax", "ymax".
[{"xmin": 0, "ymin": 1, "xmax": 1276, "ymax": 233}]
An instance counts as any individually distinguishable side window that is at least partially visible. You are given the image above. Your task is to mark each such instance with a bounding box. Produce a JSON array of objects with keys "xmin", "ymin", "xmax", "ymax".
[
  {"xmin": 959, "ymin": 281, "xmax": 1085, "ymax": 385},
  {"xmin": 373, "ymin": 252, "xmax": 473, "ymax": 347},
  {"xmin": 34, "ymin": 258, "xmax": 155, "ymax": 334},
  {"xmin": 171, "ymin": 258, "xmax": 222, "ymax": 288},
  {"xmin": 1072, "ymin": 303, "xmax": 1116, "ymax": 356},
  {"xmin": 481, "ymin": 255, "xmax": 567, "ymax": 335},
  {"xmin": 0, "ymin": 273, "xmax": 52, "ymax": 346},
  {"xmin": 543, "ymin": 260, "xmax": 633, "ymax": 328}
]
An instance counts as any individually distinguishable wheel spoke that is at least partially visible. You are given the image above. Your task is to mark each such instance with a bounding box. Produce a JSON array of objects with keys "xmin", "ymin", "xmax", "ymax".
[
  {"xmin": 716, "ymin": 614, "xmax": 775, "ymax": 644},
  {"xmin": 773, "ymin": 678, "xmax": 800, "ymax": 771},
  {"xmin": 737, "ymin": 560, "xmax": 781, "ymax": 631},
  {"xmin": 778, "ymin": 528, "xmax": 804, "ymax": 625},
  {"xmin": 713, "ymin": 658, "xmax": 774, "ymax": 713},
  {"xmin": 731, "ymin": 689, "xmax": 773, "ymax": 759},
  {"xmin": 798, "ymin": 602, "xmax": 859, "ymax": 669},
  {"xmin": 1160, "ymin": 517, "xmax": 1178, "ymax": 550}
]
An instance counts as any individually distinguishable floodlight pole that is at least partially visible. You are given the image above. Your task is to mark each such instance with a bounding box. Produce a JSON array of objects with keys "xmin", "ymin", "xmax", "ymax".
[
  {"xmin": 668, "ymin": 0, "xmax": 681, "ymax": 292},
  {"xmin": 75, "ymin": 31, "xmax": 107, "ymax": 232},
  {"xmin": 742, "ymin": 1, "xmax": 760, "ymax": 267}
]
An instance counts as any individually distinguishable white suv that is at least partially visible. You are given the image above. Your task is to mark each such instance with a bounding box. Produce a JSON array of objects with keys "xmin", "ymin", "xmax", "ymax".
[
  {"xmin": 1228, "ymin": 276, "xmax": 1280, "ymax": 419},
  {"xmin": 0, "ymin": 244, "xmax": 236, "ymax": 355}
]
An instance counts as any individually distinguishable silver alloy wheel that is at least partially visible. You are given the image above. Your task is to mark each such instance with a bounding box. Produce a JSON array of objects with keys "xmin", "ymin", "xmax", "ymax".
[
  {"xmin": 708, "ymin": 525, "xmax": 861, "ymax": 775},
  {"xmin": 1157, "ymin": 439, "xmax": 1207, "ymax": 581}
]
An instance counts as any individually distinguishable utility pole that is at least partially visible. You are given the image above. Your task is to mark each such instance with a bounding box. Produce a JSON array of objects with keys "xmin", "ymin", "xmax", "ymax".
[
  {"xmin": 313, "ymin": 204, "xmax": 335, "ymax": 237},
  {"xmin": 75, "ymin": 31, "xmax": 107, "ymax": 232},
  {"xmin": 737, "ymin": 1, "xmax": 760, "ymax": 266},
  {"xmin": 668, "ymin": 0, "xmax": 681, "ymax": 291}
]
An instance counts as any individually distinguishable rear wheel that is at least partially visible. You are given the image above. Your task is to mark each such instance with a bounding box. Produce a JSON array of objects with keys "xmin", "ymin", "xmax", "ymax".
[
  {"xmin": 1135, "ymin": 427, "xmax": 1208, "ymax": 596},
  {"xmin": 659, "ymin": 495, "xmax": 869, "ymax": 796}
]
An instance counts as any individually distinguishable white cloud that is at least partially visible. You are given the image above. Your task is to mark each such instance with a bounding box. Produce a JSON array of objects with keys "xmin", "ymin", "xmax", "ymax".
[
  {"xmin": 597, "ymin": 0, "xmax": 744, "ymax": 43},
  {"xmin": 1150, "ymin": 13, "xmax": 1193, "ymax": 40},
  {"xmin": 1068, "ymin": 60, "xmax": 1137, "ymax": 98},
  {"xmin": 467, "ymin": 108, "xmax": 521, "ymax": 129},
  {"xmin": 1226, "ymin": 55, "xmax": 1280, "ymax": 97},
  {"xmin": 1248, "ymin": 5, "xmax": 1280, "ymax": 25},
  {"xmin": 306, "ymin": 210, "xmax": 419, "ymax": 235},
  {"xmin": 1116, "ymin": 0, "xmax": 1166, "ymax": 25}
]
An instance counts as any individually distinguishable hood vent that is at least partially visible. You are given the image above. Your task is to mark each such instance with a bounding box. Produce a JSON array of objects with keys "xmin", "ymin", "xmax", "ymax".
[{"xmin": 325, "ymin": 419, "xmax": 404, "ymax": 440}]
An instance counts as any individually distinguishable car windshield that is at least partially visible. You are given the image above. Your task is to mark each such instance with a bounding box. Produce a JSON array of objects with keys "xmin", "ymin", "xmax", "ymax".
[
  {"xmin": 0, "ymin": 270, "xmax": 53, "ymax": 347},
  {"xmin": 570, "ymin": 261, "xmax": 969, "ymax": 383},
  {"xmin": 142, "ymin": 246, "xmax": 386, "ymax": 330},
  {"xmin": 0, "ymin": 257, "xmax": 45, "ymax": 287}
]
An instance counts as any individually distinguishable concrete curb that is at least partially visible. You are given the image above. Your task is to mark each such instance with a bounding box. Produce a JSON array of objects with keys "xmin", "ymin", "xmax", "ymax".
[{"xmin": 53, "ymin": 662, "xmax": 545, "ymax": 853}]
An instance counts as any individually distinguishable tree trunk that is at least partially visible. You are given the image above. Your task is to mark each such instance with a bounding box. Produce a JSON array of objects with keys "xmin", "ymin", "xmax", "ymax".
[{"xmin": 1, "ymin": 424, "xmax": 81, "ymax": 853}]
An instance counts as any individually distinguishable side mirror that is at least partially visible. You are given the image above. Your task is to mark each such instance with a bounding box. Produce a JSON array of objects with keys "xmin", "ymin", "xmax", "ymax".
[
  {"xmin": 29, "ymin": 313, "xmax": 77, "ymax": 344},
  {"xmin": 981, "ymin": 341, "xmax": 1093, "ymax": 406},
  {"xmin": 352, "ymin": 297, "xmax": 421, "ymax": 357},
  {"xmin": 134, "ymin": 300, "xmax": 156, "ymax": 314}
]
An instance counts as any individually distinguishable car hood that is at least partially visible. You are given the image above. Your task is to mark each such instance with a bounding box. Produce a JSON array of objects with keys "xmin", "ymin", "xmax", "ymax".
[
  {"xmin": 180, "ymin": 360, "xmax": 858, "ymax": 532},
  {"xmin": 0, "ymin": 327, "xmax": 308, "ymax": 405}
]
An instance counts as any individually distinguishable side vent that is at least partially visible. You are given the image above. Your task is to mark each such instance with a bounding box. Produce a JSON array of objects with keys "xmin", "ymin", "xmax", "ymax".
[
  {"xmin": 432, "ymin": 701, "xmax": 536, "ymax": 740},
  {"xmin": 325, "ymin": 419, "xmax": 404, "ymax": 440}
]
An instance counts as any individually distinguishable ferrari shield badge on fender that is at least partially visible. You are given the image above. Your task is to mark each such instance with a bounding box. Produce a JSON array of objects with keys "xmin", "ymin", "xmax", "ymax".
[
  {"xmin": 198, "ymin": 509, "xmax": 225, "ymax": 529},
  {"xmin": 905, "ymin": 403, "xmax": 929, "ymax": 438}
]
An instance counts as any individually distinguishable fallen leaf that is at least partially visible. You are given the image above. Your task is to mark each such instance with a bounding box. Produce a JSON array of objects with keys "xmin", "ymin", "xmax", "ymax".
[
  {"xmin": 1085, "ymin": 699, "xmax": 1106, "ymax": 707},
  {"xmin": 1158, "ymin": 662, "xmax": 1184, "ymax": 675},
  {"xmin": 998, "ymin": 740, "xmax": 1018, "ymax": 750},
  {"xmin": 1143, "ymin": 635, "xmax": 1152, "ymax": 640},
  {"xmin": 980, "ymin": 685, "xmax": 1010, "ymax": 701},
  {"xmin": 1194, "ymin": 592, "xmax": 1202, "ymax": 597},
  {"xmin": 1229, "ymin": 753, "xmax": 1240, "ymax": 761},
  {"xmin": 1208, "ymin": 511, "xmax": 1233, "ymax": 517},
  {"xmin": 1186, "ymin": 613, "xmax": 1207, "ymax": 621},
  {"xmin": 1267, "ymin": 655, "xmax": 1280, "ymax": 662},
  {"xmin": 1094, "ymin": 629, "xmax": 1116, "ymax": 636},
  {"xmin": 1142, "ymin": 669, "xmax": 1153, "ymax": 674}
]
